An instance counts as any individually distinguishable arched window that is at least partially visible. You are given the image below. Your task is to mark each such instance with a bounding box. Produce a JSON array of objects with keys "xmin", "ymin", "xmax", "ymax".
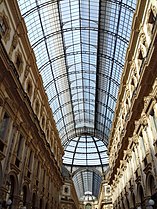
[
  {"xmin": 22, "ymin": 186, "xmax": 27, "ymax": 206},
  {"xmin": 147, "ymin": 175, "xmax": 157, "ymax": 208},
  {"xmin": 39, "ymin": 198, "xmax": 42, "ymax": 209},
  {"xmin": 9, "ymin": 175, "xmax": 15, "ymax": 201},
  {"xmin": 32, "ymin": 193, "xmax": 36, "ymax": 209},
  {"xmin": 139, "ymin": 185, "xmax": 145, "ymax": 209},
  {"xmin": 132, "ymin": 192, "xmax": 136, "ymax": 208},
  {"xmin": 45, "ymin": 202, "xmax": 48, "ymax": 209},
  {"xmin": 149, "ymin": 175, "xmax": 155, "ymax": 195},
  {"xmin": 85, "ymin": 203, "xmax": 92, "ymax": 209}
]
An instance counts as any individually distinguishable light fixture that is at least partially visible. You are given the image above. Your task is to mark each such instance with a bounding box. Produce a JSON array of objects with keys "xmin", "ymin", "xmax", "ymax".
[
  {"xmin": 148, "ymin": 199, "xmax": 155, "ymax": 206},
  {"xmin": 6, "ymin": 199, "xmax": 12, "ymax": 206},
  {"xmin": 0, "ymin": 199, "xmax": 12, "ymax": 209}
]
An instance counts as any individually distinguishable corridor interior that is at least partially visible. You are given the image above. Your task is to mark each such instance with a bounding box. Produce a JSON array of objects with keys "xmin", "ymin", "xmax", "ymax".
[{"xmin": 0, "ymin": 0, "xmax": 157, "ymax": 209}]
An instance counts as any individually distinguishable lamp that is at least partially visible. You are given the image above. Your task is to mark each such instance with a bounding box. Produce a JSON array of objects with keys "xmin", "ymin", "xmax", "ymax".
[
  {"xmin": 148, "ymin": 199, "xmax": 155, "ymax": 206},
  {"xmin": 0, "ymin": 199, "xmax": 12, "ymax": 208},
  {"xmin": 6, "ymin": 199, "xmax": 12, "ymax": 206}
]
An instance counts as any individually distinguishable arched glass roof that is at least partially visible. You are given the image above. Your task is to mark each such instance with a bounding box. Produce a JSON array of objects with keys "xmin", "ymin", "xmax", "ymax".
[
  {"xmin": 72, "ymin": 169, "xmax": 102, "ymax": 200},
  {"xmin": 17, "ymin": 0, "xmax": 137, "ymax": 200}
]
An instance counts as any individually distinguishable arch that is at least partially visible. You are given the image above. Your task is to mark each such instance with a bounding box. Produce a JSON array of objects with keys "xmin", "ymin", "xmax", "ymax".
[
  {"xmin": 39, "ymin": 198, "xmax": 43, "ymax": 209},
  {"xmin": 72, "ymin": 164, "xmax": 102, "ymax": 177},
  {"xmin": 22, "ymin": 183, "xmax": 31, "ymax": 206},
  {"xmin": 45, "ymin": 201, "xmax": 49, "ymax": 209},
  {"xmin": 32, "ymin": 192, "xmax": 37, "ymax": 209},
  {"xmin": 5, "ymin": 173, "xmax": 19, "ymax": 207},
  {"xmin": 85, "ymin": 203, "xmax": 92, "ymax": 209},
  {"xmin": 23, "ymin": 185, "xmax": 27, "ymax": 206},
  {"xmin": 137, "ymin": 184, "xmax": 145, "ymax": 208},
  {"xmin": 8, "ymin": 171, "xmax": 19, "ymax": 196},
  {"xmin": 146, "ymin": 173, "xmax": 157, "ymax": 207},
  {"xmin": 124, "ymin": 194, "xmax": 130, "ymax": 209},
  {"xmin": 146, "ymin": 173, "xmax": 155, "ymax": 197},
  {"xmin": 132, "ymin": 192, "xmax": 136, "ymax": 208}
]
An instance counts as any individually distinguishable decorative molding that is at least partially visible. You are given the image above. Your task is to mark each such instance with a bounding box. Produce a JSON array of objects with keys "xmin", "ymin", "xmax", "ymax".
[
  {"xmin": 0, "ymin": 11, "xmax": 11, "ymax": 43},
  {"xmin": 140, "ymin": 113, "xmax": 148, "ymax": 126},
  {"xmin": 132, "ymin": 134, "xmax": 139, "ymax": 145},
  {"xmin": 15, "ymin": 49, "xmax": 23, "ymax": 76},
  {"xmin": 10, "ymin": 163, "xmax": 20, "ymax": 175},
  {"xmin": 0, "ymin": 151, "xmax": 5, "ymax": 161},
  {"xmin": 9, "ymin": 32, "xmax": 19, "ymax": 58},
  {"xmin": 24, "ymin": 64, "xmax": 30, "ymax": 79},
  {"xmin": 143, "ymin": 162, "xmax": 152, "ymax": 175}
]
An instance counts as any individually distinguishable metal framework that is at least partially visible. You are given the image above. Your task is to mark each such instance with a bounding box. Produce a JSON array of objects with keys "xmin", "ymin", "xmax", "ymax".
[
  {"xmin": 18, "ymin": 0, "xmax": 136, "ymax": 200},
  {"xmin": 72, "ymin": 168, "xmax": 102, "ymax": 200}
]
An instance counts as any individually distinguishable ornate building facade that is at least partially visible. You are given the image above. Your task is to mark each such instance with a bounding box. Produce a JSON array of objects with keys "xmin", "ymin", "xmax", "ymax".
[
  {"xmin": 1, "ymin": 0, "xmax": 157, "ymax": 209},
  {"xmin": 108, "ymin": 0, "xmax": 157, "ymax": 208},
  {"xmin": 0, "ymin": 1, "xmax": 64, "ymax": 208}
]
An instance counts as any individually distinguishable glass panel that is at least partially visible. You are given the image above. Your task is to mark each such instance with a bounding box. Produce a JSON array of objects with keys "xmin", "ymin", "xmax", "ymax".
[{"xmin": 18, "ymin": 0, "xmax": 136, "ymax": 199}]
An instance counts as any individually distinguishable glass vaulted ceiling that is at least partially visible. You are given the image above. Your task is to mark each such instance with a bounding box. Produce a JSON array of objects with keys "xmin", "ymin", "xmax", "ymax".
[{"xmin": 18, "ymin": 0, "xmax": 136, "ymax": 200}]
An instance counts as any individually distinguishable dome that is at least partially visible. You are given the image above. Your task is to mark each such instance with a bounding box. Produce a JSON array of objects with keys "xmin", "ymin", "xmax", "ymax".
[{"xmin": 63, "ymin": 135, "xmax": 108, "ymax": 170}]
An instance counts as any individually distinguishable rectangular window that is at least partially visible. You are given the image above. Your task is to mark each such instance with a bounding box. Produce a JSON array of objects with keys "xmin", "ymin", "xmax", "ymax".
[
  {"xmin": 28, "ymin": 150, "xmax": 33, "ymax": 170},
  {"xmin": 9, "ymin": 126, "xmax": 17, "ymax": 152},
  {"xmin": 17, "ymin": 134, "xmax": 23, "ymax": 158},
  {"xmin": 0, "ymin": 112, "xmax": 10, "ymax": 141},
  {"xmin": 15, "ymin": 134, "xmax": 23, "ymax": 167}
]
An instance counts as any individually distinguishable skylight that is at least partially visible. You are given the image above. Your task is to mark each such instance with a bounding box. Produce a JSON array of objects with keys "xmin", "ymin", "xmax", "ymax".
[{"xmin": 17, "ymin": 0, "xmax": 136, "ymax": 200}]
